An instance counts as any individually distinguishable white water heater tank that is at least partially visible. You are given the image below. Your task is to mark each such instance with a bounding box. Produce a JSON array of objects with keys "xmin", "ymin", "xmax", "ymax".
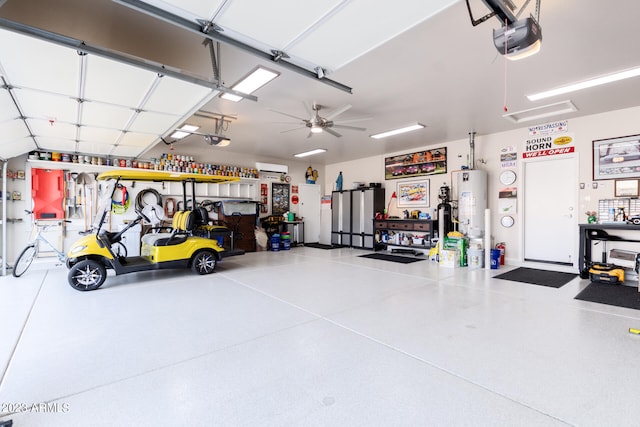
[{"xmin": 457, "ymin": 169, "xmax": 487, "ymax": 238}]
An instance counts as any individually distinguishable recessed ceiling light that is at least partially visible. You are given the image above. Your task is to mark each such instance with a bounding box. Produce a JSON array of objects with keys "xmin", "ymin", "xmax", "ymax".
[
  {"xmin": 527, "ymin": 66, "xmax": 640, "ymax": 101},
  {"xmin": 221, "ymin": 66, "xmax": 280, "ymax": 102},
  {"xmin": 370, "ymin": 123, "xmax": 425, "ymax": 139},
  {"xmin": 294, "ymin": 148, "xmax": 327, "ymax": 158},
  {"xmin": 170, "ymin": 124, "xmax": 199, "ymax": 139}
]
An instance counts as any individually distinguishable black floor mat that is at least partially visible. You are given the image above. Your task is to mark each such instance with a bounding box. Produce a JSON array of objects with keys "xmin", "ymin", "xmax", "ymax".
[
  {"xmin": 494, "ymin": 267, "xmax": 577, "ymax": 288},
  {"xmin": 359, "ymin": 253, "xmax": 424, "ymax": 264},
  {"xmin": 305, "ymin": 243, "xmax": 340, "ymax": 249},
  {"xmin": 575, "ymin": 282, "xmax": 640, "ymax": 310}
]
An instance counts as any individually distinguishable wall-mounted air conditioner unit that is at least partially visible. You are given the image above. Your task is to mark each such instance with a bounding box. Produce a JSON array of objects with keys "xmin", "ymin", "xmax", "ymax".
[{"xmin": 256, "ymin": 162, "xmax": 288, "ymax": 174}]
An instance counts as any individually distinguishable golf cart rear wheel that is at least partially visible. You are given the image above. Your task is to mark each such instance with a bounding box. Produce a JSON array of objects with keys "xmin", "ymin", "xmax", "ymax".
[
  {"xmin": 68, "ymin": 259, "xmax": 106, "ymax": 291},
  {"xmin": 192, "ymin": 250, "xmax": 217, "ymax": 275}
]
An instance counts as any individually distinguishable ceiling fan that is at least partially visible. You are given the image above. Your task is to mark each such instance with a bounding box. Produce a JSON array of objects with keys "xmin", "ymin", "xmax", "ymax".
[{"xmin": 270, "ymin": 102, "xmax": 370, "ymax": 138}]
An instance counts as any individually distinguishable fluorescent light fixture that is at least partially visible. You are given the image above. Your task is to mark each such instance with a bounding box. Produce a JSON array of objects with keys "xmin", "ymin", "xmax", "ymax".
[
  {"xmin": 527, "ymin": 66, "xmax": 640, "ymax": 101},
  {"xmin": 171, "ymin": 124, "xmax": 198, "ymax": 139},
  {"xmin": 221, "ymin": 66, "xmax": 280, "ymax": 102},
  {"xmin": 294, "ymin": 148, "xmax": 327, "ymax": 158},
  {"xmin": 370, "ymin": 123, "xmax": 425, "ymax": 139},
  {"xmin": 503, "ymin": 100, "xmax": 578, "ymax": 123}
]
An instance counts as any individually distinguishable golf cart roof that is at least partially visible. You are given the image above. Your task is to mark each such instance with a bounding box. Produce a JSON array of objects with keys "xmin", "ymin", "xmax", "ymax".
[{"xmin": 97, "ymin": 169, "xmax": 241, "ymax": 183}]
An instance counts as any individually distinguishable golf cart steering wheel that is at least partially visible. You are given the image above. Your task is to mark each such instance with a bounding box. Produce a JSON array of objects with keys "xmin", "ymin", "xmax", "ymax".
[{"xmin": 136, "ymin": 208, "xmax": 151, "ymax": 223}]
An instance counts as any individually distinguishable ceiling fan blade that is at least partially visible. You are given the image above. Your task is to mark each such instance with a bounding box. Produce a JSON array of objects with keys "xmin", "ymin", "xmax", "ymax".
[
  {"xmin": 324, "ymin": 104, "xmax": 352, "ymax": 120},
  {"xmin": 332, "ymin": 124, "xmax": 366, "ymax": 131},
  {"xmin": 333, "ymin": 117, "xmax": 372, "ymax": 124},
  {"xmin": 324, "ymin": 127, "xmax": 342, "ymax": 138},
  {"xmin": 280, "ymin": 126, "xmax": 307, "ymax": 134},
  {"xmin": 269, "ymin": 109, "xmax": 307, "ymax": 121}
]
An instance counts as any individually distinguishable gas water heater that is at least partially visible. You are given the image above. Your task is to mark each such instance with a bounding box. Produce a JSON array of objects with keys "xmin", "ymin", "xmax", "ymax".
[{"xmin": 457, "ymin": 169, "xmax": 487, "ymax": 238}]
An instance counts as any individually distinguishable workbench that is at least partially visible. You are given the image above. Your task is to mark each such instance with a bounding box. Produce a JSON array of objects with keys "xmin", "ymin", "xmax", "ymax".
[{"xmin": 578, "ymin": 223, "xmax": 640, "ymax": 279}]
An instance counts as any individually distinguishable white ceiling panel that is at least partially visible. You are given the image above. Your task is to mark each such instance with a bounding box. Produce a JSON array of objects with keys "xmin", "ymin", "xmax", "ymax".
[
  {"xmin": 128, "ymin": 111, "xmax": 176, "ymax": 134},
  {"xmin": 28, "ymin": 119, "xmax": 76, "ymax": 140},
  {"xmin": 118, "ymin": 132, "xmax": 158, "ymax": 148},
  {"xmin": 14, "ymin": 88, "xmax": 77, "ymax": 123},
  {"xmin": 216, "ymin": 0, "xmax": 344, "ymax": 50},
  {"xmin": 75, "ymin": 141, "xmax": 114, "ymax": 156},
  {"xmin": 0, "ymin": 119, "xmax": 30, "ymax": 141},
  {"xmin": 0, "ymin": 89, "xmax": 19, "ymax": 122},
  {"xmin": 288, "ymin": 0, "xmax": 458, "ymax": 70},
  {"xmin": 139, "ymin": 0, "xmax": 225, "ymax": 23},
  {"xmin": 144, "ymin": 78, "xmax": 214, "ymax": 115},
  {"xmin": 0, "ymin": 29, "xmax": 79, "ymax": 95},
  {"xmin": 0, "ymin": 136, "xmax": 36, "ymax": 160},
  {"xmin": 82, "ymin": 101, "xmax": 134, "ymax": 129},
  {"xmin": 84, "ymin": 54, "xmax": 156, "ymax": 107},
  {"xmin": 111, "ymin": 144, "xmax": 146, "ymax": 158},
  {"xmin": 37, "ymin": 138, "xmax": 78, "ymax": 153},
  {"xmin": 79, "ymin": 126, "xmax": 122, "ymax": 144}
]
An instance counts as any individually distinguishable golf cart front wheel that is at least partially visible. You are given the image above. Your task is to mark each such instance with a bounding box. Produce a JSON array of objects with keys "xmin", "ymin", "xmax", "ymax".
[
  {"xmin": 68, "ymin": 259, "xmax": 106, "ymax": 291},
  {"xmin": 192, "ymin": 250, "xmax": 217, "ymax": 275}
]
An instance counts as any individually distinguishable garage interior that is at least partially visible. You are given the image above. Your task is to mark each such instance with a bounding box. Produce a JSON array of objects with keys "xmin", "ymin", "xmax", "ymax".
[{"xmin": 2, "ymin": 0, "xmax": 640, "ymax": 425}]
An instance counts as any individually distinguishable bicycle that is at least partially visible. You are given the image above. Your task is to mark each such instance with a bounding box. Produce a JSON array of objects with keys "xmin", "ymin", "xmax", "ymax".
[{"xmin": 12, "ymin": 211, "xmax": 127, "ymax": 277}]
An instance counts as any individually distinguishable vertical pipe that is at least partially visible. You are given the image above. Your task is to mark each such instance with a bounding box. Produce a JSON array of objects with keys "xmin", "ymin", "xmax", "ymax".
[
  {"xmin": 484, "ymin": 208, "xmax": 491, "ymax": 270},
  {"xmin": 469, "ymin": 132, "xmax": 476, "ymax": 170}
]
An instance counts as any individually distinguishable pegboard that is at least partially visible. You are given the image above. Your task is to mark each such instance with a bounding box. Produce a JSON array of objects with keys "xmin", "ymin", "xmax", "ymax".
[{"xmin": 598, "ymin": 198, "xmax": 640, "ymax": 221}]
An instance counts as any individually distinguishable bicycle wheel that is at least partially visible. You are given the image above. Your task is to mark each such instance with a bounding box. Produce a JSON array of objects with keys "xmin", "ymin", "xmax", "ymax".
[{"xmin": 13, "ymin": 244, "xmax": 37, "ymax": 277}]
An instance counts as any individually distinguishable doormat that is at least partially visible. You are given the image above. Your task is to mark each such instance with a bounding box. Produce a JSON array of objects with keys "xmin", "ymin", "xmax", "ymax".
[
  {"xmin": 494, "ymin": 267, "xmax": 577, "ymax": 288},
  {"xmin": 359, "ymin": 253, "xmax": 424, "ymax": 264},
  {"xmin": 305, "ymin": 243, "xmax": 340, "ymax": 249},
  {"xmin": 575, "ymin": 282, "xmax": 640, "ymax": 310}
]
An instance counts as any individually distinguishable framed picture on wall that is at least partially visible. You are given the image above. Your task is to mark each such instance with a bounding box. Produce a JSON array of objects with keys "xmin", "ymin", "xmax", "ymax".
[
  {"xmin": 271, "ymin": 183, "xmax": 290, "ymax": 215},
  {"xmin": 614, "ymin": 179, "xmax": 639, "ymax": 197},
  {"xmin": 397, "ymin": 179, "xmax": 430, "ymax": 208},
  {"xmin": 593, "ymin": 134, "xmax": 640, "ymax": 180},
  {"xmin": 384, "ymin": 147, "xmax": 446, "ymax": 180}
]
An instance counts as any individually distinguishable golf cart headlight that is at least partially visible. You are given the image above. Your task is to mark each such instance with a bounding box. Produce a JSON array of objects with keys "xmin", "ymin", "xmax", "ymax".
[{"xmin": 70, "ymin": 245, "xmax": 88, "ymax": 254}]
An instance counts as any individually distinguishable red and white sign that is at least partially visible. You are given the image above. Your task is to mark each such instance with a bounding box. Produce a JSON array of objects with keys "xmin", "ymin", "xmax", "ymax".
[{"xmin": 523, "ymin": 133, "xmax": 575, "ymax": 158}]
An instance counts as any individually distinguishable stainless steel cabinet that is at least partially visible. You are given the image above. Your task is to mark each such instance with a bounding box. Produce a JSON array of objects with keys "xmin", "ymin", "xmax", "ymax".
[{"xmin": 332, "ymin": 188, "xmax": 384, "ymax": 249}]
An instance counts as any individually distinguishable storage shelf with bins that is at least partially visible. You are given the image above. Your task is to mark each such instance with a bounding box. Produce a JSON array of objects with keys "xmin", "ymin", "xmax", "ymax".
[{"xmin": 373, "ymin": 219, "xmax": 437, "ymax": 251}]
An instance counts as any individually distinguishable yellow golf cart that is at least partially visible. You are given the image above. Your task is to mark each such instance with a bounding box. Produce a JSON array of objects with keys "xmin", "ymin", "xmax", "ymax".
[{"xmin": 66, "ymin": 169, "xmax": 243, "ymax": 291}]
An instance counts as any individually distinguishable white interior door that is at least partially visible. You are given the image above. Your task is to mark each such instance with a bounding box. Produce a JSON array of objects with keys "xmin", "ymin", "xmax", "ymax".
[
  {"xmin": 298, "ymin": 184, "xmax": 321, "ymax": 243},
  {"xmin": 523, "ymin": 156, "xmax": 577, "ymax": 265}
]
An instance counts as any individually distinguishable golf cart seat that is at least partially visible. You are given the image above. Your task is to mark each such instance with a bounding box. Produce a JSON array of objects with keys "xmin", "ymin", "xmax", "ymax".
[{"xmin": 141, "ymin": 210, "xmax": 196, "ymax": 247}]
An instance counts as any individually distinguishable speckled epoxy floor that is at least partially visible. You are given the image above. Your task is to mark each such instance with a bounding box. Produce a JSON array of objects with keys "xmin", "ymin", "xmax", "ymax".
[{"xmin": 1, "ymin": 247, "xmax": 639, "ymax": 426}]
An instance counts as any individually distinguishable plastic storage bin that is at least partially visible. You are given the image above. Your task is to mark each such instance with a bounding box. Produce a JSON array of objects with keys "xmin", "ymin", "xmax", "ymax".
[{"xmin": 270, "ymin": 234, "xmax": 281, "ymax": 251}]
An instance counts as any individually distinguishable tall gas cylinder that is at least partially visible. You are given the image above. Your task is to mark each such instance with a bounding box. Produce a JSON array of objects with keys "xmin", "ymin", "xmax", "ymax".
[{"xmin": 457, "ymin": 169, "xmax": 487, "ymax": 238}]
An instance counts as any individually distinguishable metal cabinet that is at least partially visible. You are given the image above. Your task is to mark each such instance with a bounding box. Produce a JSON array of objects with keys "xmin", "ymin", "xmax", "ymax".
[
  {"xmin": 331, "ymin": 188, "xmax": 384, "ymax": 249},
  {"xmin": 331, "ymin": 190, "xmax": 351, "ymax": 246}
]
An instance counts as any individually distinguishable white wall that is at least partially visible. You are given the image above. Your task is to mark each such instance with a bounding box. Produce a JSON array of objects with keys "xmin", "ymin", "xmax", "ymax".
[{"xmin": 324, "ymin": 105, "xmax": 640, "ymax": 264}]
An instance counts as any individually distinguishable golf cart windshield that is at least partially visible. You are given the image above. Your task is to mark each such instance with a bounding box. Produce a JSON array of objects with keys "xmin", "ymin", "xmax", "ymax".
[{"xmin": 93, "ymin": 178, "xmax": 116, "ymax": 232}]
